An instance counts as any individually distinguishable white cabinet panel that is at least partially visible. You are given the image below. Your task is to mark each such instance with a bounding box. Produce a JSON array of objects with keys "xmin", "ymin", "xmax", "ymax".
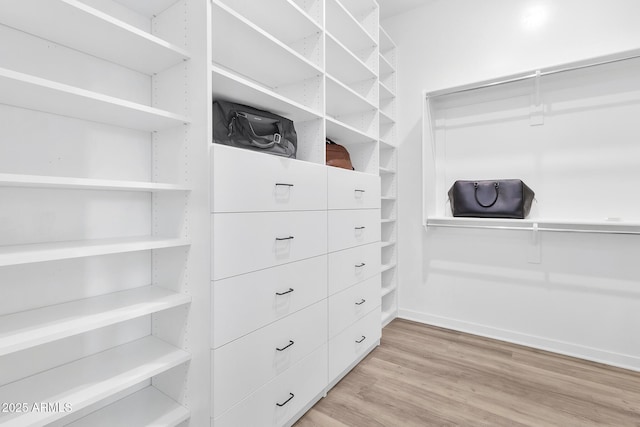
[
  {"xmin": 327, "ymin": 242, "xmax": 380, "ymax": 296},
  {"xmin": 327, "ymin": 167, "xmax": 380, "ymax": 210},
  {"xmin": 214, "ymin": 344, "xmax": 327, "ymax": 427},
  {"xmin": 328, "ymin": 275, "xmax": 381, "ymax": 338},
  {"xmin": 211, "ymin": 145, "xmax": 327, "ymax": 213},
  {"xmin": 328, "ymin": 209, "xmax": 380, "ymax": 252},
  {"xmin": 212, "ymin": 210, "xmax": 327, "ymax": 280},
  {"xmin": 213, "ymin": 300, "xmax": 327, "ymax": 418},
  {"xmin": 212, "ymin": 255, "xmax": 327, "ymax": 348},
  {"xmin": 328, "ymin": 306, "xmax": 381, "ymax": 383}
]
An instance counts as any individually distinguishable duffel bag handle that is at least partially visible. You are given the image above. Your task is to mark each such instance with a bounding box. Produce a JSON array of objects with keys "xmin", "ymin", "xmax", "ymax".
[
  {"xmin": 474, "ymin": 181, "xmax": 500, "ymax": 207},
  {"xmin": 231, "ymin": 112, "xmax": 283, "ymax": 149}
]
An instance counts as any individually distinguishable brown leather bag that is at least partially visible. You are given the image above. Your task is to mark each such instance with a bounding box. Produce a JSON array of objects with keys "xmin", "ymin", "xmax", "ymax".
[{"xmin": 326, "ymin": 138, "xmax": 354, "ymax": 170}]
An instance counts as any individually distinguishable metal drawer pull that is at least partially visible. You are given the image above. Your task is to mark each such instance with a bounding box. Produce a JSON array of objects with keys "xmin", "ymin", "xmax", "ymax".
[
  {"xmin": 275, "ymin": 236, "xmax": 294, "ymax": 241},
  {"xmin": 355, "ymin": 299, "xmax": 366, "ymax": 305},
  {"xmin": 355, "ymin": 336, "xmax": 366, "ymax": 343},
  {"xmin": 275, "ymin": 183, "xmax": 294, "ymax": 187},
  {"xmin": 355, "ymin": 263, "xmax": 366, "ymax": 268},
  {"xmin": 355, "ymin": 226, "xmax": 366, "ymax": 230},
  {"xmin": 276, "ymin": 393, "xmax": 295, "ymax": 407},
  {"xmin": 276, "ymin": 340, "xmax": 295, "ymax": 352},
  {"xmin": 276, "ymin": 288, "xmax": 294, "ymax": 296},
  {"xmin": 355, "ymin": 189, "xmax": 366, "ymax": 193}
]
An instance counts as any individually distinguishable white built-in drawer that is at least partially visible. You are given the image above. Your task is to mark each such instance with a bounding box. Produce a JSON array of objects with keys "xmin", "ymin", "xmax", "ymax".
[
  {"xmin": 213, "ymin": 300, "xmax": 327, "ymax": 419},
  {"xmin": 328, "ymin": 167, "xmax": 380, "ymax": 210},
  {"xmin": 328, "ymin": 275, "xmax": 381, "ymax": 338},
  {"xmin": 328, "ymin": 306, "xmax": 381, "ymax": 384},
  {"xmin": 214, "ymin": 344, "xmax": 327, "ymax": 427},
  {"xmin": 211, "ymin": 144, "xmax": 327, "ymax": 213},
  {"xmin": 328, "ymin": 242, "xmax": 381, "ymax": 296},
  {"xmin": 328, "ymin": 209, "xmax": 380, "ymax": 253},
  {"xmin": 212, "ymin": 210, "xmax": 327, "ymax": 280},
  {"xmin": 212, "ymin": 255, "xmax": 327, "ymax": 348}
]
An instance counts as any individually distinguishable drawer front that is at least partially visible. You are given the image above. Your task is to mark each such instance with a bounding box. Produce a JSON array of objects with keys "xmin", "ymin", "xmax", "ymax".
[
  {"xmin": 212, "ymin": 255, "xmax": 327, "ymax": 348},
  {"xmin": 211, "ymin": 144, "xmax": 328, "ymax": 213},
  {"xmin": 212, "ymin": 210, "xmax": 327, "ymax": 280},
  {"xmin": 328, "ymin": 167, "xmax": 380, "ymax": 210},
  {"xmin": 328, "ymin": 209, "xmax": 380, "ymax": 253},
  {"xmin": 328, "ymin": 275, "xmax": 381, "ymax": 338},
  {"xmin": 329, "ymin": 306, "xmax": 381, "ymax": 384},
  {"xmin": 328, "ymin": 242, "xmax": 381, "ymax": 296},
  {"xmin": 213, "ymin": 300, "xmax": 327, "ymax": 419},
  {"xmin": 215, "ymin": 344, "xmax": 327, "ymax": 427}
]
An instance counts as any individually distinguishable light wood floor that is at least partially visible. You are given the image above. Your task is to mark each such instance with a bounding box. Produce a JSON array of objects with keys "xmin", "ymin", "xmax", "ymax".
[{"xmin": 295, "ymin": 319, "xmax": 640, "ymax": 426}]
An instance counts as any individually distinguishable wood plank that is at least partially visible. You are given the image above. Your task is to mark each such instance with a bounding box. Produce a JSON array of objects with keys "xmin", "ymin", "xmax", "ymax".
[{"xmin": 296, "ymin": 319, "xmax": 640, "ymax": 426}]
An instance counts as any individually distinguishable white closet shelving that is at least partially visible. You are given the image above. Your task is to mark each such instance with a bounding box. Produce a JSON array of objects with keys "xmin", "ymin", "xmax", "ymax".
[
  {"xmin": 379, "ymin": 26, "xmax": 398, "ymax": 327},
  {"xmin": 210, "ymin": 0, "xmax": 382, "ymax": 424},
  {"xmin": 0, "ymin": 0, "xmax": 210, "ymax": 425},
  {"xmin": 0, "ymin": 336, "xmax": 190, "ymax": 426}
]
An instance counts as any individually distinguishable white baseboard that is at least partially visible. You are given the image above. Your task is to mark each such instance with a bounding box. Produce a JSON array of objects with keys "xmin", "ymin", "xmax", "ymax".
[{"xmin": 398, "ymin": 309, "xmax": 640, "ymax": 373}]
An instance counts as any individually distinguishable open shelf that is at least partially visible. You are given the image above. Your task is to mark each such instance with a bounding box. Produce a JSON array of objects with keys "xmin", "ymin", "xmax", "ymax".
[
  {"xmin": 379, "ymin": 139, "xmax": 395, "ymax": 149},
  {"xmin": 326, "ymin": 0, "xmax": 376, "ymax": 55},
  {"xmin": 381, "ymin": 241, "xmax": 396, "ymax": 248},
  {"xmin": 0, "ymin": 236, "xmax": 190, "ymax": 267},
  {"xmin": 0, "ymin": 0, "xmax": 190, "ymax": 75},
  {"xmin": 217, "ymin": 0, "xmax": 321, "ymax": 45},
  {"xmin": 0, "ymin": 173, "xmax": 188, "ymax": 192},
  {"xmin": 381, "ymin": 286, "xmax": 396, "ymax": 298},
  {"xmin": 326, "ymin": 33, "xmax": 376, "ymax": 85},
  {"xmin": 381, "ymin": 196, "xmax": 397, "ymax": 201},
  {"xmin": 0, "ymin": 336, "xmax": 190, "ymax": 427},
  {"xmin": 0, "ymin": 286, "xmax": 191, "ymax": 356},
  {"xmin": 379, "ymin": 54, "xmax": 394, "ymax": 77},
  {"xmin": 211, "ymin": 0, "xmax": 322, "ymax": 91},
  {"xmin": 379, "ymin": 167, "xmax": 395, "ymax": 175},
  {"xmin": 425, "ymin": 216, "xmax": 640, "ymax": 235},
  {"xmin": 0, "ymin": 67, "xmax": 189, "ymax": 132},
  {"xmin": 326, "ymin": 74, "xmax": 377, "ymax": 117},
  {"xmin": 381, "ymin": 219, "xmax": 396, "ymax": 224},
  {"xmin": 379, "ymin": 81, "xmax": 395, "ymax": 100},
  {"xmin": 381, "ymin": 263, "xmax": 397, "ymax": 273},
  {"xmin": 211, "ymin": 65, "xmax": 322, "ymax": 122},
  {"xmin": 111, "ymin": 0, "xmax": 180, "ymax": 18},
  {"xmin": 379, "ymin": 110, "xmax": 395, "ymax": 125},
  {"xmin": 326, "ymin": 117, "xmax": 377, "ymax": 144},
  {"xmin": 381, "ymin": 309, "xmax": 395, "ymax": 327},
  {"xmin": 379, "ymin": 26, "xmax": 396, "ymax": 54},
  {"xmin": 67, "ymin": 386, "xmax": 190, "ymax": 427}
]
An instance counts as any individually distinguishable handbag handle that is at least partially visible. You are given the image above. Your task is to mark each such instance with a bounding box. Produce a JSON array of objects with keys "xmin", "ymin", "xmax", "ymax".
[
  {"xmin": 474, "ymin": 182, "xmax": 500, "ymax": 208},
  {"xmin": 232, "ymin": 112, "xmax": 283, "ymax": 149}
]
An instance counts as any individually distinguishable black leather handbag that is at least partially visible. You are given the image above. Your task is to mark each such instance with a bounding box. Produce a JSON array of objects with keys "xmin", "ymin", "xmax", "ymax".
[
  {"xmin": 448, "ymin": 179, "xmax": 535, "ymax": 219},
  {"xmin": 212, "ymin": 100, "xmax": 297, "ymax": 158}
]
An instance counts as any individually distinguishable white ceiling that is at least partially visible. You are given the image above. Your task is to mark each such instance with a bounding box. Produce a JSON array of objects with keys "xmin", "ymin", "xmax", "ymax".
[{"xmin": 378, "ymin": 0, "xmax": 434, "ymax": 20}]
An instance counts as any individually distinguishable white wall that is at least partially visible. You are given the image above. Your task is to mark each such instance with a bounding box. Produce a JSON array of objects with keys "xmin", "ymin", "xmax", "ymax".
[{"xmin": 383, "ymin": 0, "xmax": 640, "ymax": 370}]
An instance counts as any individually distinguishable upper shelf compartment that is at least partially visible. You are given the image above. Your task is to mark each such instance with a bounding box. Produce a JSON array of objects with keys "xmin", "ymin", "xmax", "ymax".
[
  {"xmin": 326, "ymin": 33, "xmax": 376, "ymax": 85},
  {"xmin": 326, "ymin": 0, "xmax": 377, "ymax": 61},
  {"xmin": 211, "ymin": 0, "xmax": 323, "ymax": 89},
  {"xmin": 0, "ymin": 0, "xmax": 189, "ymax": 75},
  {"xmin": 215, "ymin": 0, "xmax": 322, "ymax": 46},
  {"xmin": 0, "ymin": 67, "xmax": 189, "ymax": 131},
  {"xmin": 340, "ymin": 0, "xmax": 378, "ymax": 40}
]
